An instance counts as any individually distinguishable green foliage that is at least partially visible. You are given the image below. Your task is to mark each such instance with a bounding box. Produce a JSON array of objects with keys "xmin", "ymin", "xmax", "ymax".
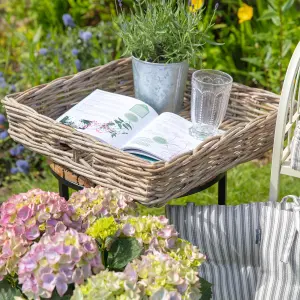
[
  {"xmin": 200, "ymin": 278, "xmax": 213, "ymax": 300},
  {"xmin": 115, "ymin": 0, "xmax": 218, "ymax": 64},
  {"xmin": 203, "ymin": 0, "xmax": 300, "ymax": 93},
  {"xmin": 107, "ymin": 237, "xmax": 143, "ymax": 270},
  {"xmin": 0, "ymin": 279, "xmax": 22, "ymax": 300}
]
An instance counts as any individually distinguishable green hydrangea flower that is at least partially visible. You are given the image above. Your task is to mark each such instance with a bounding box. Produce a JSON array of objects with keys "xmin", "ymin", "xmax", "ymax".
[
  {"xmin": 86, "ymin": 216, "xmax": 119, "ymax": 241},
  {"xmin": 71, "ymin": 269, "xmax": 142, "ymax": 300},
  {"xmin": 169, "ymin": 239, "xmax": 206, "ymax": 270}
]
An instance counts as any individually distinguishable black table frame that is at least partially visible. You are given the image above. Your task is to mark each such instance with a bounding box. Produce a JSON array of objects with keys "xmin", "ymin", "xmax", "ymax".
[{"xmin": 50, "ymin": 168, "xmax": 227, "ymax": 205}]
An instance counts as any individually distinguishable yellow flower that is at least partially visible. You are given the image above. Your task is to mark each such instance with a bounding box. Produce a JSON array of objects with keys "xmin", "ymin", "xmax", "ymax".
[
  {"xmin": 237, "ymin": 3, "xmax": 253, "ymax": 24},
  {"xmin": 189, "ymin": 0, "xmax": 204, "ymax": 12}
]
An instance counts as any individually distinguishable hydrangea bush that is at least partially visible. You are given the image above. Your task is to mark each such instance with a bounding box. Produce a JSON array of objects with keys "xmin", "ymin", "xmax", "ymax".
[
  {"xmin": 0, "ymin": 189, "xmax": 76, "ymax": 279},
  {"xmin": 0, "ymin": 187, "xmax": 209, "ymax": 300}
]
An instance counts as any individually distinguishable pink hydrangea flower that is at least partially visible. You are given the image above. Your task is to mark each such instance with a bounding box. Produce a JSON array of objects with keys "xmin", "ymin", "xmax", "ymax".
[
  {"xmin": 67, "ymin": 187, "xmax": 137, "ymax": 231},
  {"xmin": 0, "ymin": 189, "xmax": 77, "ymax": 278},
  {"xmin": 18, "ymin": 228, "xmax": 103, "ymax": 299}
]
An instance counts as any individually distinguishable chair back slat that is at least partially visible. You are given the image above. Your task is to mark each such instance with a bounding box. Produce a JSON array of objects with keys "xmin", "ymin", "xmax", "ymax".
[{"xmin": 270, "ymin": 42, "xmax": 300, "ymax": 201}]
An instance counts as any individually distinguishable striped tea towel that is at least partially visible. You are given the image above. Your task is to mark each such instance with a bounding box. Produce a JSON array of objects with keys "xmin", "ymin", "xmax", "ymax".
[
  {"xmin": 166, "ymin": 201, "xmax": 295, "ymax": 300},
  {"xmin": 255, "ymin": 196, "xmax": 300, "ymax": 300},
  {"xmin": 291, "ymin": 124, "xmax": 300, "ymax": 170}
]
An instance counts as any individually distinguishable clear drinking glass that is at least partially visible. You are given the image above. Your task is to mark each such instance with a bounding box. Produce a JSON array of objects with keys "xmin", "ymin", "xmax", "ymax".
[{"xmin": 189, "ymin": 70, "xmax": 233, "ymax": 139}]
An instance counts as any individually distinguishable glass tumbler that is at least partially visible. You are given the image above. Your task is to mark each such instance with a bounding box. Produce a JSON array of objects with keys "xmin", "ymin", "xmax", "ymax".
[{"xmin": 189, "ymin": 70, "xmax": 233, "ymax": 139}]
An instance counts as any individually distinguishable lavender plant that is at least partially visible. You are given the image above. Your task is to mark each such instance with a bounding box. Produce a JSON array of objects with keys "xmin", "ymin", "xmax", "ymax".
[{"xmin": 115, "ymin": 0, "xmax": 219, "ymax": 64}]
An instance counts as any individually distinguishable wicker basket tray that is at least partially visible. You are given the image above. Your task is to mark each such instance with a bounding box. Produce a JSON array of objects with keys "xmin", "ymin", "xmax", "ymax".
[{"xmin": 2, "ymin": 58, "xmax": 279, "ymax": 206}]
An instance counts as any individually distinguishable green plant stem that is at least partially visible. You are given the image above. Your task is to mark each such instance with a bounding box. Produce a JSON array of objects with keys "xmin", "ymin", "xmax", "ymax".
[
  {"xmin": 240, "ymin": 23, "xmax": 245, "ymax": 57},
  {"xmin": 278, "ymin": 0, "xmax": 283, "ymax": 88}
]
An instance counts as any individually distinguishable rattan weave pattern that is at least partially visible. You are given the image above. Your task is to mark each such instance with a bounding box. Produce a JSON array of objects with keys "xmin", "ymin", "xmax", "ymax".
[{"xmin": 2, "ymin": 58, "xmax": 279, "ymax": 206}]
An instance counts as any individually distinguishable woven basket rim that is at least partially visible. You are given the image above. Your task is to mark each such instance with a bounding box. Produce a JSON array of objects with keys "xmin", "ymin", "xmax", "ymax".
[
  {"xmin": 2, "ymin": 58, "xmax": 280, "ymax": 206},
  {"xmin": 2, "ymin": 57, "xmax": 279, "ymax": 168}
]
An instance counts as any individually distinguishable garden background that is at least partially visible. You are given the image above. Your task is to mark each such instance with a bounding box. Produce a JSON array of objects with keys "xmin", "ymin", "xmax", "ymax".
[{"xmin": 0, "ymin": 0, "xmax": 299, "ymax": 213}]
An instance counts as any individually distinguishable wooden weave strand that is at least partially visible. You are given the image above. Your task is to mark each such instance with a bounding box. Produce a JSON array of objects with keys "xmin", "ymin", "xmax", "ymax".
[{"xmin": 2, "ymin": 58, "xmax": 279, "ymax": 207}]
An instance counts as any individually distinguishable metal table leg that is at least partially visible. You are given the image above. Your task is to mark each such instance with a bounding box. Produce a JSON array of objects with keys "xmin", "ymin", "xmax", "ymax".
[
  {"xmin": 218, "ymin": 172, "xmax": 227, "ymax": 205},
  {"xmin": 58, "ymin": 178, "xmax": 69, "ymax": 200}
]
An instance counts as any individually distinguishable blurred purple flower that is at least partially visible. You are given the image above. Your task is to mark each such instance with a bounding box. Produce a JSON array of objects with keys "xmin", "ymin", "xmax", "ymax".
[
  {"xmin": 62, "ymin": 14, "xmax": 75, "ymax": 28},
  {"xmin": 0, "ymin": 72, "xmax": 3, "ymax": 77},
  {"xmin": 79, "ymin": 31, "xmax": 92, "ymax": 42},
  {"xmin": 59, "ymin": 57, "xmax": 64, "ymax": 64},
  {"xmin": 75, "ymin": 59, "xmax": 81, "ymax": 71},
  {"xmin": 0, "ymin": 130, "xmax": 8, "ymax": 140},
  {"xmin": 118, "ymin": 0, "xmax": 122, "ymax": 7},
  {"xmin": 0, "ymin": 114, "xmax": 6, "ymax": 124},
  {"xmin": 16, "ymin": 160, "xmax": 30, "ymax": 174},
  {"xmin": 10, "ymin": 144, "xmax": 24, "ymax": 156},
  {"xmin": 39, "ymin": 48, "xmax": 48, "ymax": 56},
  {"xmin": 71, "ymin": 48, "xmax": 79, "ymax": 56},
  {"xmin": 0, "ymin": 77, "xmax": 7, "ymax": 89},
  {"xmin": 10, "ymin": 84, "xmax": 16, "ymax": 92},
  {"xmin": 10, "ymin": 167, "xmax": 19, "ymax": 175}
]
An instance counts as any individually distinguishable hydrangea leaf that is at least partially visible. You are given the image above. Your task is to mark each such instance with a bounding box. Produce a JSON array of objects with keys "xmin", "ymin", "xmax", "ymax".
[
  {"xmin": 107, "ymin": 237, "xmax": 142, "ymax": 271},
  {"xmin": 199, "ymin": 278, "xmax": 212, "ymax": 300},
  {"xmin": 0, "ymin": 279, "xmax": 22, "ymax": 300},
  {"xmin": 50, "ymin": 290, "xmax": 72, "ymax": 300}
]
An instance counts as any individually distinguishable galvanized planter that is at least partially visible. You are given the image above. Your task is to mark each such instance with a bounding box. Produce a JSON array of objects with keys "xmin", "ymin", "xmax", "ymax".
[{"xmin": 132, "ymin": 56, "xmax": 189, "ymax": 114}]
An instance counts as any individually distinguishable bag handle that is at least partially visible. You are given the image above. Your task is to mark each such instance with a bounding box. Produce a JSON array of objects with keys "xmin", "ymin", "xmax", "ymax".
[
  {"xmin": 280, "ymin": 195, "xmax": 300, "ymax": 206},
  {"xmin": 280, "ymin": 195, "xmax": 300, "ymax": 263}
]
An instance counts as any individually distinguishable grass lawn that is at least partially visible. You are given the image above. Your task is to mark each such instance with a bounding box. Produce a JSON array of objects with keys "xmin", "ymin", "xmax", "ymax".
[{"xmin": 1, "ymin": 160, "xmax": 300, "ymax": 215}]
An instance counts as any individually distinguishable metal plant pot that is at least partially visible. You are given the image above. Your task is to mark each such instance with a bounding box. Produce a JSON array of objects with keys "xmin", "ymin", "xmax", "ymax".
[{"xmin": 132, "ymin": 56, "xmax": 189, "ymax": 114}]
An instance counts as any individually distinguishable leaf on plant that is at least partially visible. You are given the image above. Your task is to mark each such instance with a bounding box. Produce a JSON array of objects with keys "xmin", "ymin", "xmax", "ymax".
[
  {"xmin": 50, "ymin": 290, "xmax": 72, "ymax": 300},
  {"xmin": 241, "ymin": 57, "xmax": 262, "ymax": 67},
  {"xmin": 203, "ymin": 36, "xmax": 224, "ymax": 46},
  {"xmin": 258, "ymin": 10, "xmax": 277, "ymax": 21},
  {"xmin": 107, "ymin": 237, "xmax": 142, "ymax": 271},
  {"xmin": 282, "ymin": 40, "xmax": 292, "ymax": 57},
  {"xmin": 33, "ymin": 26, "xmax": 43, "ymax": 43},
  {"xmin": 0, "ymin": 279, "xmax": 22, "ymax": 300},
  {"xmin": 282, "ymin": 0, "xmax": 295, "ymax": 12},
  {"xmin": 199, "ymin": 278, "xmax": 213, "ymax": 300}
]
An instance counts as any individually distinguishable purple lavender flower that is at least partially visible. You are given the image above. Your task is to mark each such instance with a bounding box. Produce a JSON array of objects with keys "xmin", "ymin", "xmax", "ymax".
[
  {"xmin": 75, "ymin": 59, "xmax": 81, "ymax": 71},
  {"xmin": 0, "ymin": 77, "xmax": 7, "ymax": 89},
  {"xmin": 10, "ymin": 167, "xmax": 19, "ymax": 175},
  {"xmin": 62, "ymin": 14, "xmax": 75, "ymax": 28},
  {"xmin": 59, "ymin": 57, "xmax": 64, "ymax": 64},
  {"xmin": 10, "ymin": 84, "xmax": 16, "ymax": 92},
  {"xmin": 0, "ymin": 114, "xmax": 6, "ymax": 125},
  {"xmin": 9, "ymin": 144, "xmax": 24, "ymax": 156},
  {"xmin": 16, "ymin": 159, "xmax": 29, "ymax": 174},
  {"xmin": 118, "ymin": 0, "xmax": 122, "ymax": 8},
  {"xmin": 79, "ymin": 31, "xmax": 92, "ymax": 42},
  {"xmin": 39, "ymin": 48, "xmax": 48, "ymax": 56},
  {"xmin": 71, "ymin": 48, "xmax": 79, "ymax": 56},
  {"xmin": 0, "ymin": 130, "xmax": 8, "ymax": 139}
]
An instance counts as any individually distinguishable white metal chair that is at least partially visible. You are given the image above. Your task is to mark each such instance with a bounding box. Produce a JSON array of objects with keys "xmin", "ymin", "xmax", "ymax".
[{"xmin": 269, "ymin": 42, "xmax": 300, "ymax": 201}]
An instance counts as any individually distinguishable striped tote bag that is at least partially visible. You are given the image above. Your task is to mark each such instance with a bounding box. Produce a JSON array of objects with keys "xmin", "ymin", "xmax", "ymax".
[
  {"xmin": 166, "ymin": 201, "xmax": 295, "ymax": 300},
  {"xmin": 255, "ymin": 195, "xmax": 300, "ymax": 300}
]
